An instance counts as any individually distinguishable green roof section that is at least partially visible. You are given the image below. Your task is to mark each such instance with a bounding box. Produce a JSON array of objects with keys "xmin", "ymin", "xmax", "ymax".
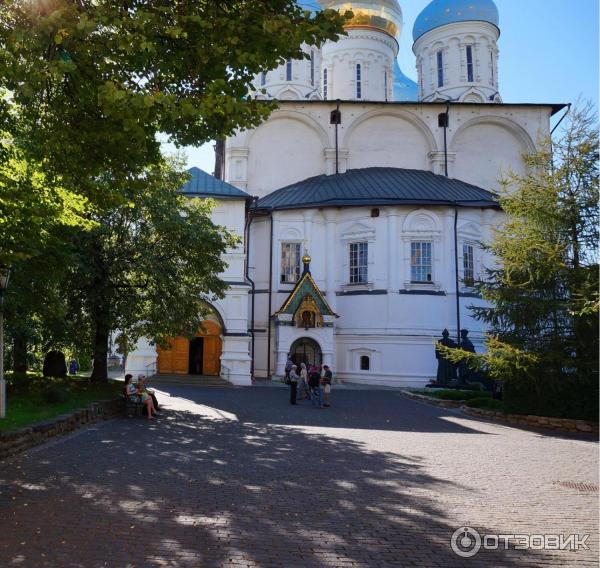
[
  {"xmin": 255, "ymin": 167, "xmax": 500, "ymax": 211},
  {"xmin": 276, "ymin": 272, "xmax": 337, "ymax": 318},
  {"xmin": 180, "ymin": 167, "xmax": 251, "ymax": 200}
]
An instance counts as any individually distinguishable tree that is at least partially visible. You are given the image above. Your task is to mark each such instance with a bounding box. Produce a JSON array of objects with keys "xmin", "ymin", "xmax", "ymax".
[
  {"xmin": 450, "ymin": 103, "xmax": 599, "ymax": 418},
  {"xmin": 64, "ymin": 160, "xmax": 238, "ymax": 381},
  {"xmin": 0, "ymin": 1, "xmax": 348, "ymax": 198}
]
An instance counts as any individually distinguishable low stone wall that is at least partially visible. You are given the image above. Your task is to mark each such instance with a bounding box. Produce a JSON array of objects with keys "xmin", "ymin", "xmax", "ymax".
[
  {"xmin": 463, "ymin": 407, "xmax": 599, "ymax": 434},
  {"xmin": 0, "ymin": 399, "xmax": 123, "ymax": 460},
  {"xmin": 402, "ymin": 390, "xmax": 599, "ymax": 435},
  {"xmin": 401, "ymin": 390, "xmax": 463, "ymax": 408}
]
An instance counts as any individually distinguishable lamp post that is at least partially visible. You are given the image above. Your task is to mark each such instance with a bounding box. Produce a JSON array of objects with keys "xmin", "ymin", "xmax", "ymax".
[{"xmin": 0, "ymin": 266, "xmax": 10, "ymax": 418}]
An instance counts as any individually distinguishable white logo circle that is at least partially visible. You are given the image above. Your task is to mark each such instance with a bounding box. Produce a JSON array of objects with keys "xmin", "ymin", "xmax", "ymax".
[{"xmin": 451, "ymin": 526, "xmax": 482, "ymax": 558}]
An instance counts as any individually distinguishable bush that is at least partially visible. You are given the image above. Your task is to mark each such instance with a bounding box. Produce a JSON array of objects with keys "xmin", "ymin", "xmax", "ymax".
[
  {"xmin": 43, "ymin": 351, "xmax": 67, "ymax": 378},
  {"xmin": 432, "ymin": 389, "xmax": 492, "ymax": 401},
  {"xmin": 41, "ymin": 384, "xmax": 70, "ymax": 404},
  {"xmin": 503, "ymin": 374, "xmax": 598, "ymax": 421},
  {"xmin": 465, "ymin": 397, "xmax": 503, "ymax": 411}
]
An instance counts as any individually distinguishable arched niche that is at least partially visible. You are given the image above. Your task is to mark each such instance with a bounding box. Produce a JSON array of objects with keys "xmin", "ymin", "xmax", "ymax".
[
  {"xmin": 450, "ymin": 116, "xmax": 536, "ymax": 191},
  {"xmin": 245, "ymin": 111, "xmax": 329, "ymax": 194},
  {"xmin": 344, "ymin": 110, "xmax": 436, "ymax": 170}
]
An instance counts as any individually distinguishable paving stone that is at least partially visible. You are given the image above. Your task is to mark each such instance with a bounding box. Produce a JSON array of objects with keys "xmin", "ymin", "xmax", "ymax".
[{"xmin": 0, "ymin": 386, "xmax": 597, "ymax": 567}]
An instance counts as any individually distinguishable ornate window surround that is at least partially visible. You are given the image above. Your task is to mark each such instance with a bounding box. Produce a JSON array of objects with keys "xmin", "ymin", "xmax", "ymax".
[
  {"xmin": 401, "ymin": 210, "xmax": 443, "ymax": 292},
  {"xmin": 340, "ymin": 222, "xmax": 376, "ymax": 291}
]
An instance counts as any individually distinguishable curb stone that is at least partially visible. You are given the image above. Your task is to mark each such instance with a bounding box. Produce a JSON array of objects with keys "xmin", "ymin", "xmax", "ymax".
[{"xmin": 0, "ymin": 398, "xmax": 122, "ymax": 460}]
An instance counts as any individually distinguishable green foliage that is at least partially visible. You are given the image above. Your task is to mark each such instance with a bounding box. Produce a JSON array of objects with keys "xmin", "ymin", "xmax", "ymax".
[
  {"xmin": 420, "ymin": 389, "xmax": 492, "ymax": 401},
  {"xmin": 2, "ymin": 373, "xmax": 122, "ymax": 431},
  {"xmin": 0, "ymin": 1, "xmax": 349, "ymax": 196},
  {"xmin": 464, "ymin": 397, "xmax": 503, "ymax": 411},
  {"xmin": 0, "ymin": 125, "xmax": 92, "ymax": 265},
  {"xmin": 503, "ymin": 374, "xmax": 598, "ymax": 421},
  {"xmin": 0, "ymin": 0, "xmax": 349, "ymax": 379}
]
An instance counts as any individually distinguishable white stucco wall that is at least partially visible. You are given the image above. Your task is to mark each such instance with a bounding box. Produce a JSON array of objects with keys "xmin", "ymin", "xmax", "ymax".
[
  {"xmin": 227, "ymin": 101, "xmax": 552, "ymax": 196},
  {"xmin": 247, "ymin": 205, "xmax": 501, "ymax": 386}
]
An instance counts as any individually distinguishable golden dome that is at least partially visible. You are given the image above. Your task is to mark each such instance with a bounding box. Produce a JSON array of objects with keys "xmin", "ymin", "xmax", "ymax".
[
  {"xmin": 319, "ymin": 0, "xmax": 403, "ymax": 39},
  {"xmin": 302, "ymin": 253, "xmax": 312, "ymax": 264}
]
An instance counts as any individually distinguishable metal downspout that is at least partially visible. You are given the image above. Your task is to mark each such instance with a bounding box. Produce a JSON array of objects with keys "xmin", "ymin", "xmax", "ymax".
[
  {"xmin": 267, "ymin": 212, "xmax": 274, "ymax": 378},
  {"xmin": 244, "ymin": 198, "xmax": 258, "ymax": 377}
]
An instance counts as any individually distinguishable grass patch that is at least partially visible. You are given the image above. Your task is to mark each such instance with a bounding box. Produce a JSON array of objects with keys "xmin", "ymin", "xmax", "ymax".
[
  {"xmin": 1, "ymin": 374, "xmax": 122, "ymax": 432},
  {"xmin": 464, "ymin": 397, "xmax": 503, "ymax": 411}
]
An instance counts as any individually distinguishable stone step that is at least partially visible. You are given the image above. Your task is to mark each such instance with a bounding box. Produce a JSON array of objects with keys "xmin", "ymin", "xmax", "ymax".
[{"xmin": 147, "ymin": 374, "xmax": 232, "ymax": 388}]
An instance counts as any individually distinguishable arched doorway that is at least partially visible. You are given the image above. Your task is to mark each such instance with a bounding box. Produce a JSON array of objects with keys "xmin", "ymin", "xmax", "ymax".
[
  {"xmin": 157, "ymin": 319, "xmax": 222, "ymax": 376},
  {"xmin": 290, "ymin": 337, "xmax": 322, "ymax": 368}
]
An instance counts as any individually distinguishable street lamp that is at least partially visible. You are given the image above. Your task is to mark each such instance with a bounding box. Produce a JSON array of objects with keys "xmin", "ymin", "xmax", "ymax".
[{"xmin": 0, "ymin": 265, "xmax": 10, "ymax": 419}]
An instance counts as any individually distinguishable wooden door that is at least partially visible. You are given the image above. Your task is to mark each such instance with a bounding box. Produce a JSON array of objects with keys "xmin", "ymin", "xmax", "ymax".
[
  {"xmin": 157, "ymin": 337, "xmax": 189, "ymax": 374},
  {"xmin": 199, "ymin": 320, "xmax": 222, "ymax": 376},
  {"xmin": 203, "ymin": 336, "xmax": 222, "ymax": 375}
]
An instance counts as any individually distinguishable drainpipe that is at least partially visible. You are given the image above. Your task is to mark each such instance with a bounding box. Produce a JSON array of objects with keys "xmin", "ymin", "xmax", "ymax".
[
  {"xmin": 443, "ymin": 101, "xmax": 450, "ymax": 177},
  {"xmin": 266, "ymin": 212, "xmax": 274, "ymax": 378},
  {"xmin": 244, "ymin": 197, "xmax": 259, "ymax": 377},
  {"xmin": 442, "ymin": 102, "xmax": 461, "ymax": 344},
  {"xmin": 453, "ymin": 206, "xmax": 461, "ymax": 345}
]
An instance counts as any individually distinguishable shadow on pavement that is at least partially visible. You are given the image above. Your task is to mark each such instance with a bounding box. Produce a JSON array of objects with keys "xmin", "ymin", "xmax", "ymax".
[{"xmin": 0, "ymin": 395, "xmax": 563, "ymax": 568}]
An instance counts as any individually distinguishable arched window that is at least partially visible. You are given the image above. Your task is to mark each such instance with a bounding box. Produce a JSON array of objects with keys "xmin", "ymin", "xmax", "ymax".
[
  {"xmin": 310, "ymin": 50, "xmax": 315, "ymax": 86},
  {"xmin": 437, "ymin": 50, "xmax": 444, "ymax": 88},
  {"xmin": 286, "ymin": 59, "xmax": 292, "ymax": 81},
  {"xmin": 384, "ymin": 70, "xmax": 388, "ymax": 101},
  {"xmin": 356, "ymin": 63, "xmax": 362, "ymax": 99},
  {"xmin": 466, "ymin": 45, "xmax": 474, "ymax": 83},
  {"xmin": 323, "ymin": 68, "xmax": 328, "ymax": 99},
  {"xmin": 260, "ymin": 71, "xmax": 267, "ymax": 86},
  {"xmin": 360, "ymin": 355, "xmax": 370, "ymax": 371}
]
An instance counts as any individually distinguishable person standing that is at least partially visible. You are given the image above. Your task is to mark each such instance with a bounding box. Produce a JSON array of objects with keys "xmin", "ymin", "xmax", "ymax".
[
  {"xmin": 284, "ymin": 356, "xmax": 293, "ymax": 382},
  {"xmin": 309, "ymin": 365, "xmax": 323, "ymax": 408},
  {"xmin": 299, "ymin": 362, "xmax": 309, "ymax": 400},
  {"xmin": 289, "ymin": 365, "xmax": 299, "ymax": 405},
  {"xmin": 322, "ymin": 365, "xmax": 333, "ymax": 407}
]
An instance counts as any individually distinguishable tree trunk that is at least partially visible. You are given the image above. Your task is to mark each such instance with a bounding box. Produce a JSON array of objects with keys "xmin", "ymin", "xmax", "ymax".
[
  {"xmin": 90, "ymin": 302, "xmax": 110, "ymax": 383},
  {"xmin": 12, "ymin": 333, "xmax": 28, "ymax": 374}
]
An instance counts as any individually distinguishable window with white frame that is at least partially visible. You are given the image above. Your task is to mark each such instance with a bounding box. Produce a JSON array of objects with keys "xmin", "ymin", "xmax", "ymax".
[
  {"xmin": 286, "ymin": 59, "xmax": 292, "ymax": 81},
  {"xmin": 349, "ymin": 242, "xmax": 368, "ymax": 284},
  {"xmin": 466, "ymin": 45, "xmax": 474, "ymax": 83},
  {"xmin": 356, "ymin": 63, "xmax": 362, "ymax": 99},
  {"xmin": 463, "ymin": 243, "xmax": 475, "ymax": 286},
  {"xmin": 310, "ymin": 50, "xmax": 315, "ymax": 86},
  {"xmin": 360, "ymin": 355, "xmax": 370, "ymax": 371},
  {"xmin": 323, "ymin": 68, "xmax": 328, "ymax": 99},
  {"xmin": 260, "ymin": 71, "xmax": 267, "ymax": 86},
  {"xmin": 281, "ymin": 242, "xmax": 301, "ymax": 283},
  {"xmin": 437, "ymin": 50, "xmax": 444, "ymax": 88},
  {"xmin": 411, "ymin": 242, "xmax": 432, "ymax": 283}
]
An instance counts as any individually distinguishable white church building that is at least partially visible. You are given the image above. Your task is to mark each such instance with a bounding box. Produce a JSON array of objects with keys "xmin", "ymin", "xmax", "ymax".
[{"xmin": 126, "ymin": 0, "xmax": 565, "ymax": 387}]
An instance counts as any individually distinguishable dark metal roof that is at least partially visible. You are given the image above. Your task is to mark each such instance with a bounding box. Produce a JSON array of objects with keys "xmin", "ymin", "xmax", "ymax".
[
  {"xmin": 180, "ymin": 167, "xmax": 250, "ymax": 200},
  {"xmin": 255, "ymin": 168, "xmax": 500, "ymax": 211}
]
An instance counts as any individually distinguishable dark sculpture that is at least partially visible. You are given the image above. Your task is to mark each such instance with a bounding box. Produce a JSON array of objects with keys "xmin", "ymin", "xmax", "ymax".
[
  {"xmin": 435, "ymin": 329, "xmax": 457, "ymax": 386},
  {"xmin": 458, "ymin": 329, "xmax": 476, "ymax": 384},
  {"xmin": 42, "ymin": 350, "xmax": 67, "ymax": 378}
]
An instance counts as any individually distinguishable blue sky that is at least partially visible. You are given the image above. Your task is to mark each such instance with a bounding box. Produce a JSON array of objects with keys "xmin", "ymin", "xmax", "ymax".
[{"xmin": 163, "ymin": 0, "xmax": 599, "ymax": 172}]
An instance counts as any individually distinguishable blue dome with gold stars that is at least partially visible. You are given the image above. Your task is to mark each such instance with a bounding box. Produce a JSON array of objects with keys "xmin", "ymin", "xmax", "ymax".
[{"xmin": 413, "ymin": 0, "xmax": 499, "ymax": 42}]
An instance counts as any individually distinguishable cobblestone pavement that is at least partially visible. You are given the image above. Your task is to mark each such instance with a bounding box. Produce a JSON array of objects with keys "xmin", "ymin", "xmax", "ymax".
[{"xmin": 0, "ymin": 386, "xmax": 597, "ymax": 568}]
